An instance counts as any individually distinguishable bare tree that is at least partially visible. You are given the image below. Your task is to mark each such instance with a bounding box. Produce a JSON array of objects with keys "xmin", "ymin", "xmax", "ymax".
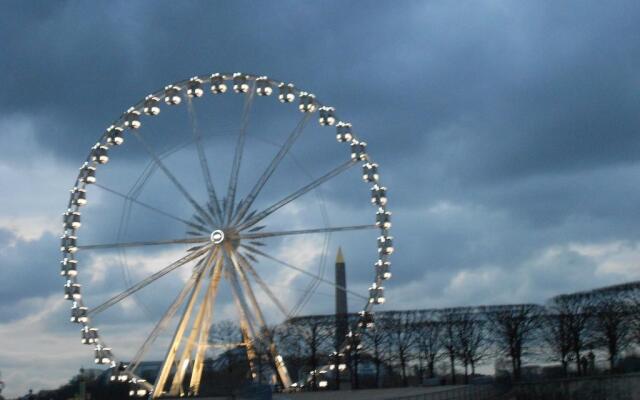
[
  {"xmin": 546, "ymin": 295, "xmax": 593, "ymax": 376},
  {"xmin": 415, "ymin": 312, "xmax": 444, "ymax": 382},
  {"xmin": 541, "ymin": 310, "xmax": 573, "ymax": 376},
  {"xmin": 251, "ymin": 326, "xmax": 281, "ymax": 384},
  {"xmin": 343, "ymin": 313, "xmax": 366, "ymax": 390},
  {"xmin": 274, "ymin": 323, "xmax": 305, "ymax": 383},
  {"xmin": 284, "ymin": 315, "xmax": 333, "ymax": 390},
  {"xmin": 381, "ymin": 311, "xmax": 417, "ymax": 386},
  {"xmin": 440, "ymin": 309, "xmax": 459, "ymax": 384},
  {"xmin": 210, "ymin": 320, "xmax": 243, "ymax": 343},
  {"xmin": 626, "ymin": 288, "xmax": 640, "ymax": 349},
  {"xmin": 483, "ymin": 304, "xmax": 543, "ymax": 381},
  {"xmin": 590, "ymin": 293, "xmax": 632, "ymax": 371},
  {"xmin": 208, "ymin": 320, "xmax": 246, "ymax": 387},
  {"xmin": 362, "ymin": 317, "xmax": 389, "ymax": 388},
  {"xmin": 454, "ymin": 310, "xmax": 487, "ymax": 382}
]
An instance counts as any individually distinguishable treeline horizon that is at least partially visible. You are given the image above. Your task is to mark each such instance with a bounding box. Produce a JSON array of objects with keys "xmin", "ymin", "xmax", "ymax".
[
  {"xmin": 231, "ymin": 279, "xmax": 640, "ymax": 390},
  {"xmin": 11, "ymin": 280, "xmax": 640, "ymax": 399}
]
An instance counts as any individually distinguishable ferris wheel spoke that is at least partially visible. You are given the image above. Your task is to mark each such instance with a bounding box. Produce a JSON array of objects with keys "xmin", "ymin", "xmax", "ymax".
[
  {"xmin": 236, "ymin": 252, "xmax": 291, "ymax": 318},
  {"xmin": 187, "ymin": 98, "xmax": 223, "ymax": 225},
  {"xmin": 233, "ymin": 113, "xmax": 313, "ymax": 224},
  {"xmin": 88, "ymin": 244, "xmax": 212, "ymax": 316},
  {"xmin": 240, "ymin": 244, "xmax": 368, "ymax": 301},
  {"xmin": 225, "ymin": 82, "xmax": 257, "ymax": 225},
  {"xmin": 77, "ymin": 237, "xmax": 210, "ymax": 251},
  {"xmin": 131, "ymin": 130, "xmax": 216, "ymax": 228},
  {"xmin": 237, "ymin": 159, "xmax": 358, "ymax": 231},
  {"xmin": 94, "ymin": 183, "xmax": 206, "ymax": 232},
  {"xmin": 238, "ymin": 224, "xmax": 376, "ymax": 240}
]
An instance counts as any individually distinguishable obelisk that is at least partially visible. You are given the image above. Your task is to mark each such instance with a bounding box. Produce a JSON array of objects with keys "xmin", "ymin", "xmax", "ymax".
[{"xmin": 335, "ymin": 247, "xmax": 348, "ymax": 349}]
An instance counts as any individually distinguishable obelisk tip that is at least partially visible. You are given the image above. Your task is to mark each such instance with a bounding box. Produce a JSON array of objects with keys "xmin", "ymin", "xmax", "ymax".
[{"xmin": 336, "ymin": 247, "xmax": 345, "ymax": 264}]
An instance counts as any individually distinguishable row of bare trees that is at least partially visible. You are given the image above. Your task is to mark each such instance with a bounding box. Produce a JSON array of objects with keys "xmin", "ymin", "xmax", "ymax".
[
  {"xmin": 208, "ymin": 283, "xmax": 640, "ymax": 389},
  {"xmin": 543, "ymin": 288, "xmax": 640, "ymax": 376},
  {"xmin": 275, "ymin": 307, "xmax": 544, "ymax": 387}
]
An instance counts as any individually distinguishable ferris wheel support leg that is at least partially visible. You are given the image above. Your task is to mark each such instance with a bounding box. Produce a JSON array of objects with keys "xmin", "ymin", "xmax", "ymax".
[
  {"xmin": 239, "ymin": 318, "xmax": 260, "ymax": 383},
  {"xmin": 228, "ymin": 249, "xmax": 292, "ymax": 388},
  {"xmin": 152, "ymin": 248, "xmax": 216, "ymax": 399},
  {"xmin": 225, "ymin": 258, "xmax": 260, "ymax": 382},
  {"xmin": 189, "ymin": 255, "xmax": 224, "ymax": 395},
  {"xmin": 169, "ymin": 252, "xmax": 222, "ymax": 396},
  {"xmin": 127, "ymin": 257, "xmax": 210, "ymax": 375}
]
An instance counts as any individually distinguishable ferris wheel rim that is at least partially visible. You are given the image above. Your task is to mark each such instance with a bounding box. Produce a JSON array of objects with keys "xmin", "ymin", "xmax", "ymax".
[{"xmin": 59, "ymin": 71, "xmax": 393, "ymax": 396}]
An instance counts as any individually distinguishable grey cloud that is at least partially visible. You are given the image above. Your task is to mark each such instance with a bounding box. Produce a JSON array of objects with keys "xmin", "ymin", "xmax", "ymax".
[
  {"xmin": 3, "ymin": 1, "xmax": 640, "ymax": 396},
  {"xmin": 0, "ymin": 230, "xmax": 61, "ymax": 320},
  {"xmin": 1, "ymin": 0, "xmax": 639, "ymax": 325}
]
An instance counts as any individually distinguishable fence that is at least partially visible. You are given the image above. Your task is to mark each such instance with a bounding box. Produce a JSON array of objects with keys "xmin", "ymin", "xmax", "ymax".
[
  {"xmin": 512, "ymin": 372, "xmax": 640, "ymax": 400},
  {"xmin": 388, "ymin": 384, "xmax": 502, "ymax": 400}
]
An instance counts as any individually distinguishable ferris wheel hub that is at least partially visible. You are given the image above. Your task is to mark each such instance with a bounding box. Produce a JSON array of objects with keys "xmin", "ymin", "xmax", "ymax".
[{"xmin": 210, "ymin": 229, "xmax": 225, "ymax": 244}]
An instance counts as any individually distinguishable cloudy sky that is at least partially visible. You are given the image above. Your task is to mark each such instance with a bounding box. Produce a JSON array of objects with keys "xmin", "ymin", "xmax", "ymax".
[{"xmin": 1, "ymin": 0, "xmax": 640, "ymax": 397}]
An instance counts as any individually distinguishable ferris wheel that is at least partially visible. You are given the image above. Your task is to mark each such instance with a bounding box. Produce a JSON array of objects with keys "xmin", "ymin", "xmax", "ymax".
[{"xmin": 59, "ymin": 72, "xmax": 393, "ymax": 397}]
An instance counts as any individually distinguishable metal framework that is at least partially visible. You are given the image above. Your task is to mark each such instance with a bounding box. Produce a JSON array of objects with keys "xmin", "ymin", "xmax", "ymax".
[{"xmin": 59, "ymin": 72, "xmax": 393, "ymax": 397}]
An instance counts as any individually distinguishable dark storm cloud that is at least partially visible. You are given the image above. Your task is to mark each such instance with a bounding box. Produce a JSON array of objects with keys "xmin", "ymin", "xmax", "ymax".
[
  {"xmin": 1, "ymin": 0, "xmax": 639, "ymax": 315},
  {"xmin": 2, "ymin": 1, "xmax": 640, "ymax": 396},
  {"xmin": 4, "ymin": 1, "xmax": 640, "ymax": 178}
]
